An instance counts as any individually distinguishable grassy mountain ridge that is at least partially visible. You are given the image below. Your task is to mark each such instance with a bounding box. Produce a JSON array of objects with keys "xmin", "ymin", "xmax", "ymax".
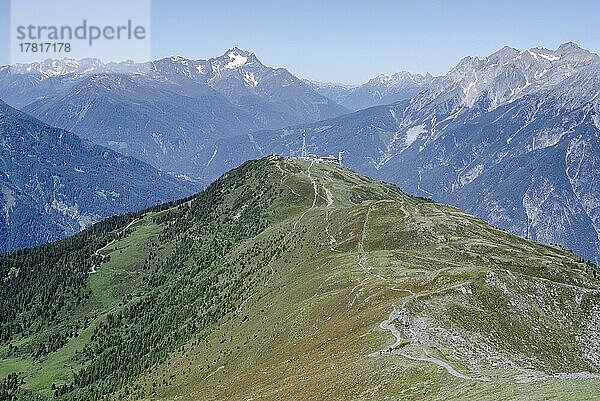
[{"xmin": 1, "ymin": 156, "xmax": 599, "ymax": 400}]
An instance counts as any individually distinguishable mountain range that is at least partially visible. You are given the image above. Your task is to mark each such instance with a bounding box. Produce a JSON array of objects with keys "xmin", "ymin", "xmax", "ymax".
[
  {"xmin": 190, "ymin": 43, "xmax": 600, "ymax": 263},
  {"xmin": 308, "ymin": 71, "xmax": 434, "ymax": 110},
  {"xmin": 1, "ymin": 157, "xmax": 598, "ymax": 400},
  {"xmin": 0, "ymin": 100, "xmax": 197, "ymax": 252},
  {"xmin": 0, "ymin": 48, "xmax": 349, "ymax": 176}
]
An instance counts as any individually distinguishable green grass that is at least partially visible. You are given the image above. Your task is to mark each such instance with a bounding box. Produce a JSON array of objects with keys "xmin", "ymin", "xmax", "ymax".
[
  {"xmin": 24, "ymin": 322, "xmax": 96, "ymax": 394},
  {"xmin": 0, "ymin": 357, "xmax": 31, "ymax": 379},
  {"xmin": 90, "ymin": 217, "xmax": 162, "ymax": 308},
  {"xmin": 0, "ymin": 317, "xmax": 101, "ymax": 396},
  {"xmin": 134, "ymin": 158, "xmax": 599, "ymax": 401},
  {"xmin": 1, "ymin": 216, "xmax": 165, "ymax": 396}
]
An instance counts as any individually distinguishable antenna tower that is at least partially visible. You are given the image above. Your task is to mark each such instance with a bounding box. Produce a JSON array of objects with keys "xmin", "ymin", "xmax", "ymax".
[{"xmin": 302, "ymin": 132, "xmax": 307, "ymax": 158}]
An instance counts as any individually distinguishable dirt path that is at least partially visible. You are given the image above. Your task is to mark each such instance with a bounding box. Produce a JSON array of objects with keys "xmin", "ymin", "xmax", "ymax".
[
  {"xmin": 399, "ymin": 349, "xmax": 489, "ymax": 381},
  {"xmin": 204, "ymin": 365, "xmax": 224, "ymax": 380},
  {"xmin": 293, "ymin": 160, "xmax": 318, "ymax": 230},
  {"xmin": 373, "ymin": 298, "xmax": 487, "ymax": 381},
  {"xmin": 350, "ymin": 202, "xmax": 413, "ymax": 307},
  {"xmin": 90, "ymin": 218, "xmax": 141, "ymax": 274},
  {"xmin": 377, "ymin": 305, "xmax": 405, "ymax": 349},
  {"xmin": 371, "ymin": 281, "xmax": 492, "ymax": 381},
  {"xmin": 323, "ymin": 184, "xmax": 334, "ymax": 207},
  {"xmin": 355, "ymin": 202, "xmax": 409, "ymax": 286}
]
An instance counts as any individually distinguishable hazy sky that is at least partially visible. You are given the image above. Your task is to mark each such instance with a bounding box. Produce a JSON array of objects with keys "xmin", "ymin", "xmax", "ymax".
[{"xmin": 1, "ymin": 0, "xmax": 599, "ymax": 83}]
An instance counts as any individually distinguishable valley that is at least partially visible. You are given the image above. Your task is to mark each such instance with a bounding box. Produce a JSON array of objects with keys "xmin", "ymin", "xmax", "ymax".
[{"xmin": 0, "ymin": 100, "xmax": 197, "ymax": 252}]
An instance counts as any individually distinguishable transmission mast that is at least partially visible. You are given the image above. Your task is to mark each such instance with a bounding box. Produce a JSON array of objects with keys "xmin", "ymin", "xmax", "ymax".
[{"xmin": 301, "ymin": 132, "xmax": 307, "ymax": 158}]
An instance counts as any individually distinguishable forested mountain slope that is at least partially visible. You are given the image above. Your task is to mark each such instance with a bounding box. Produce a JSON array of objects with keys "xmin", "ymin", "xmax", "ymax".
[{"xmin": 0, "ymin": 101, "xmax": 197, "ymax": 252}]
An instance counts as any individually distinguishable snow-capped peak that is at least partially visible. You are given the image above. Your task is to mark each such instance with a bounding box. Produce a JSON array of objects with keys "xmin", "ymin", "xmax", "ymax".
[
  {"xmin": 213, "ymin": 47, "xmax": 256, "ymax": 70},
  {"xmin": 225, "ymin": 51, "xmax": 248, "ymax": 69}
]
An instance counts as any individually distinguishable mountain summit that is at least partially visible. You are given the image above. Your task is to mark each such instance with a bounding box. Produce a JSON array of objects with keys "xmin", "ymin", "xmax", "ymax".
[{"xmin": 209, "ymin": 47, "xmax": 259, "ymax": 70}]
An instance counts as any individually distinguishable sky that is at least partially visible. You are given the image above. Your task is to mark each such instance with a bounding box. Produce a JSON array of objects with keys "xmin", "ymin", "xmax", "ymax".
[{"xmin": 0, "ymin": 0, "xmax": 599, "ymax": 84}]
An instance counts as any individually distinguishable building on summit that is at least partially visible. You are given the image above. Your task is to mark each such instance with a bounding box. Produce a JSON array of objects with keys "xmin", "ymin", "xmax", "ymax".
[{"xmin": 298, "ymin": 133, "xmax": 344, "ymax": 165}]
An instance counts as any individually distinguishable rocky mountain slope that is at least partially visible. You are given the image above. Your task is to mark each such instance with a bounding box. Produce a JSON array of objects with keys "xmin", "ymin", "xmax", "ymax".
[
  {"xmin": 1, "ymin": 157, "xmax": 598, "ymax": 400},
  {"xmin": 192, "ymin": 43, "xmax": 600, "ymax": 263},
  {"xmin": 0, "ymin": 49, "xmax": 349, "ymax": 176},
  {"xmin": 0, "ymin": 101, "xmax": 197, "ymax": 252},
  {"xmin": 309, "ymin": 71, "xmax": 433, "ymax": 110}
]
